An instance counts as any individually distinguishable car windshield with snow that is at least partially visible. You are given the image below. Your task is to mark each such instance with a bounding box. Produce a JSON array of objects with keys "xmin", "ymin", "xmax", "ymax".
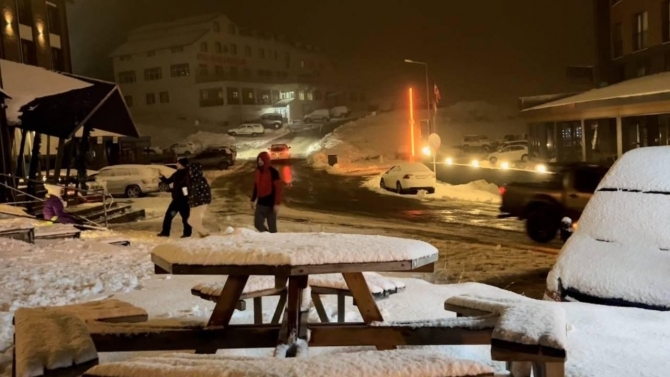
[{"xmin": 546, "ymin": 147, "xmax": 670, "ymax": 311}]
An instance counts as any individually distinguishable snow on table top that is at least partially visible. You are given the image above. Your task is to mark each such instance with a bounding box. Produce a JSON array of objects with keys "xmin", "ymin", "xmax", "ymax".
[
  {"xmin": 152, "ymin": 230, "xmax": 438, "ymax": 267},
  {"xmin": 85, "ymin": 350, "xmax": 494, "ymax": 377},
  {"xmin": 598, "ymin": 146, "xmax": 670, "ymax": 192},
  {"xmin": 14, "ymin": 308, "xmax": 97, "ymax": 377}
]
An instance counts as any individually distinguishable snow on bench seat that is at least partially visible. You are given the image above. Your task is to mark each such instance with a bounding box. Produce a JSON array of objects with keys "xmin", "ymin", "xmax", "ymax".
[
  {"xmin": 84, "ymin": 350, "xmax": 495, "ymax": 377},
  {"xmin": 14, "ymin": 308, "xmax": 98, "ymax": 377},
  {"xmin": 446, "ymin": 295, "xmax": 567, "ymax": 355},
  {"xmin": 152, "ymin": 230, "xmax": 438, "ymax": 267},
  {"xmin": 192, "ymin": 276, "xmax": 278, "ymax": 299},
  {"xmin": 25, "ymin": 299, "xmax": 149, "ymax": 324}
]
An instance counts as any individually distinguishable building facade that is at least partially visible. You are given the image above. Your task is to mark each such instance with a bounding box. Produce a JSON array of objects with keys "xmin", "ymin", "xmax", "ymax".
[
  {"xmin": 0, "ymin": 0, "xmax": 72, "ymax": 71},
  {"xmin": 522, "ymin": 0, "xmax": 670, "ymax": 165},
  {"xmin": 111, "ymin": 13, "xmax": 366, "ymax": 125}
]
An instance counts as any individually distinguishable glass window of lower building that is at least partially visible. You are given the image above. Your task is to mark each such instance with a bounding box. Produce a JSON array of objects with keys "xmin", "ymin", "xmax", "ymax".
[
  {"xmin": 170, "ymin": 64, "xmax": 190, "ymax": 77},
  {"xmin": 227, "ymin": 87, "xmax": 240, "ymax": 104},
  {"xmin": 259, "ymin": 89, "xmax": 271, "ymax": 105},
  {"xmin": 118, "ymin": 71, "xmax": 136, "ymax": 84},
  {"xmin": 307, "ymin": 91, "xmax": 314, "ymax": 101},
  {"xmin": 52, "ymin": 48, "xmax": 65, "ymax": 71},
  {"xmin": 144, "ymin": 67, "xmax": 162, "ymax": 81},
  {"xmin": 633, "ymin": 11, "xmax": 649, "ymax": 51},
  {"xmin": 272, "ymin": 90, "xmax": 280, "ymax": 102},
  {"xmin": 159, "ymin": 92, "xmax": 170, "ymax": 104},
  {"xmin": 47, "ymin": 3, "xmax": 61, "ymax": 35},
  {"xmin": 21, "ymin": 40, "xmax": 37, "ymax": 66},
  {"xmin": 200, "ymin": 88, "xmax": 224, "ymax": 107},
  {"xmin": 146, "ymin": 93, "xmax": 156, "ymax": 105},
  {"xmin": 242, "ymin": 88, "xmax": 256, "ymax": 104},
  {"xmin": 584, "ymin": 119, "xmax": 617, "ymax": 165},
  {"xmin": 623, "ymin": 116, "xmax": 670, "ymax": 154}
]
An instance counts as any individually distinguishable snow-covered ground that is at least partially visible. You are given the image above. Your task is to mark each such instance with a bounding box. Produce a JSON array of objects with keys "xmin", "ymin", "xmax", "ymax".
[
  {"xmin": 1, "ymin": 226, "xmax": 669, "ymax": 376},
  {"xmin": 307, "ymin": 102, "xmax": 526, "ymax": 176},
  {"xmin": 361, "ymin": 175, "xmax": 501, "ymax": 204}
]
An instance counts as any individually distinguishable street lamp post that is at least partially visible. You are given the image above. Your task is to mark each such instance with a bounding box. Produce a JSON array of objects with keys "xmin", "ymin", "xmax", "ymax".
[{"xmin": 404, "ymin": 59, "xmax": 431, "ymax": 133}]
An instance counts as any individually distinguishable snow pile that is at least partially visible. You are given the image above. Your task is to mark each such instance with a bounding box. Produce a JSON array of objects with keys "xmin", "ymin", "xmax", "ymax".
[
  {"xmin": 14, "ymin": 308, "xmax": 97, "ymax": 377},
  {"xmin": 0, "ymin": 238, "xmax": 155, "ymax": 351},
  {"xmin": 548, "ymin": 147, "xmax": 670, "ymax": 309},
  {"xmin": 183, "ymin": 131, "xmax": 235, "ymax": 149},
  {"xmin": 362, "ymin": 175, "xmax": 501, "ymax": 204},
  {"xmin": 308, "ymin": 103, "xmax": 525, "ymax": 175},
  {"xmin": 85, "ymin": 350, "xmax": 494, "ymax": 377},
  {"xmin": 153, "ymin": 232, "xmax": 437, "ymax": 267}
]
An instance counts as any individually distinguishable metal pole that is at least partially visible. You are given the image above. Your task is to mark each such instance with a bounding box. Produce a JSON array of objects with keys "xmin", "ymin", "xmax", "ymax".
[{"xmin": 432, "ymin": 152, "xmax": 436, "ymax": 173}]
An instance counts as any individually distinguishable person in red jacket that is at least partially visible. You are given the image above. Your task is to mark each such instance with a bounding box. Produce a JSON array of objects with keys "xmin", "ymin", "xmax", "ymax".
[{"xmin": 250, "ymin": 151, "xmax": 283, "ymax": 233}]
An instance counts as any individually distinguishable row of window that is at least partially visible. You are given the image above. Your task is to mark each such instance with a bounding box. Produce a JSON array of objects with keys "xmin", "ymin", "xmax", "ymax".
[
  {"xmin": 211, "ymin": 21, "xmax": 237, "ymax": 35},
  {"xmin": 19, "ymin": 39, "xmax": 66, "ymax": 71},
  {"xmin": 16, "ymin": 0, "xmax": 62, "ymax": 35},
  {"xmin": 118, "ymin": 64, "xmax": 190, "ymax": 84},
  {"xmin": 611, "ymin": 4, "xmax": 670, "ymax": 59},
  {"xmin": 124, "ymin": 92, "xmax": 170, "ymax": 107}
]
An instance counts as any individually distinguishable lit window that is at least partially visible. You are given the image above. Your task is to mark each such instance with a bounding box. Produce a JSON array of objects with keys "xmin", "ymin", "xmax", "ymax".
[
  {"xmin": 144, "ymin": 67, "xmax": 162, "ymax": 81},
  {"xmin": 633, "ymin": 11, "xmax": 649, "ymax": 51},
  {"xmin": 307, "ymin": 91, "xmax": 313, "ymax": 101},
  {"xmin": 200, "ymin": 88, "xmax": 224, "ymax": 107},
  {"xmin": 170, "ymin": 64, "xmax": 190, "ymax": 77},
  {"xmin": 298, "ymin": 91, "xmax": 305, "ymax": 100}
]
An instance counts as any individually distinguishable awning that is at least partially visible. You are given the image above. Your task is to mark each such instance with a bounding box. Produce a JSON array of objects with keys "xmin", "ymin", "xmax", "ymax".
[
  {"xmin": 0, "ymin": 59, "xmax": 92, "ymax": 125},
  {"xmin": 273, "ymin": 99, "xmax": 294, "ymax": 107},
  {"xmin": 16, "ymin": 74, "xmax": 139, "ymax": 139},
  {"xmin": 0, "ymin": 88, "xmax": 10, "ymax": 100},
  {"xmin": 523, "ymin": 72, "xmax": 670, "ymax": 121}
]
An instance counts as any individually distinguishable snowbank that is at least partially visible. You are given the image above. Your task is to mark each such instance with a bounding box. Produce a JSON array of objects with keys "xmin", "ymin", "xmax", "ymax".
[
  {"xmin": 308, "ymin": 102, "xmax": 526, "ymax": 175},
  {"xmin": 362, "ymin": 175, "xmax": 501, "ymax": 204}
]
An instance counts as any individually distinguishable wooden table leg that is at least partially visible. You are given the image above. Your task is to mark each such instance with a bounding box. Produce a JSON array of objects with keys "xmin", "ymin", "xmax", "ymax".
[
  {"xmin": 253, "ymin": 297, "xmax": 263, "ymax": 325},
  {"xmin": 337, "ymin": 292, "xmax": 345, "ymax": 323},
  {"xmin": 271, "ymin": 292, "xmax": 287, "ymax": 324},
  {"xmin": 207, "ymin": 275, "xmax": 249, "ymax": 327},
  {"xmin": 312, "ymin": 293, "xmax": 330, "ymax": 323},
  {"xmin": 284, "ymin": 276, "xmax": 308, "ymax": 342},
  {"xmin": 342, "ymin": 272, "xmax": 396, "ymax": 350}
]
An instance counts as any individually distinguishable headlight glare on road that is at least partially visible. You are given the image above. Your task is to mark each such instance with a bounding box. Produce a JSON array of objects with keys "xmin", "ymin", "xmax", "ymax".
[
  {"xmin": 445, "ymin": 157, "xmax": 453, "ymax": 165},
  {"xmin": 471, "ymin": 160, "xmax": 479, "ymax": 168},
  {"xmin": 501, "ymin": 161, "xmax": 510, "ymax": 170},
  {"xmin": 536, "ymin": 164, "xmax": 547, "ymax": 173},
  {"xmin": 422, "ymin": 146, "xmax": 431, "ymax": 156}
]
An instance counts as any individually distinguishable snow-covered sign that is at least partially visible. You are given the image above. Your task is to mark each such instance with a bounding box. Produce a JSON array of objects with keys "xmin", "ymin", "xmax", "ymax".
[
  {"xmin": 0, "ymin": 59, "xmax": 92, "ymax": 125},
  {"xmin": 429, "ymin": 133, "xmax": 441, "ymax": 150}
]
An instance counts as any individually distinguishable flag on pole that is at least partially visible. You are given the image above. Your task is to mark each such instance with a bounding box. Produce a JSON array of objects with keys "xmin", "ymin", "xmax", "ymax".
[{"xmin": 434, "ymin": 84, "xmax": 442, "ymax": 104}]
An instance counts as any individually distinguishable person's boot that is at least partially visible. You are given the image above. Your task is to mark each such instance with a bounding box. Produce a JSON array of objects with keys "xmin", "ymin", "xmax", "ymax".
[
  {"xmin": 157, "ymin": 232, "xmax": 169, "ymax": 238},
  {"xmin": 181, "ymin": 234, "xmax": 191, "ymax": 239}
]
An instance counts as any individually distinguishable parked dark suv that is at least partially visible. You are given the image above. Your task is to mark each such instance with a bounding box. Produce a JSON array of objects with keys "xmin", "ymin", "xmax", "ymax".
[
  {"xmin": 260, "ymin": 113, "xmax": 285, "ymax": 130},
  {"xmin": 190, "ymin": 146, "xmax": 236, "ymax": 170}
]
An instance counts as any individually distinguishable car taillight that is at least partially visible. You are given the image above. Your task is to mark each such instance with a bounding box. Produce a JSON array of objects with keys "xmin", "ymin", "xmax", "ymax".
[
  {"xmin": 499, "ymin": 186, "xmax": 507, "ymax": 196},
  {"xmin": 403, "ymin": 174, "xmax": 413, "ymax": 179}
]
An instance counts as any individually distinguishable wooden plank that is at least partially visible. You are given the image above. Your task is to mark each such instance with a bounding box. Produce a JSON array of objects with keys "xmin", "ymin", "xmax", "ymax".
[
  {"xmin": 491, "ymin": 343, "xmax": 566, "ymax": 363},
  {"xmin": 444, "ymin": 303, "xmax": 491, "ymax": 318},
  {"xmin": 544, "ymin": 362, "xmax": 566, "ymax": 377},
  {"xmin": 253, "ymin": 297, "xmax": 263, "ymax": 325},
  {"xmin": 342, "ymin": 273, "xmax": 383, "ymax": 324},
  {"xmin": 151, "ymin": 254, "xmax": 439, "ymax": 276},
  {"xmin": 271, "ymin": 292, "xmax": 287, "ymax": 324},
  {"xmin": 207, "ymin": 275, "xmax": 249, "ymax": 327},
  {"xmin": 309, "ymin": 323, "xmax": 492, "ymax": 347},
  {"xmin": 311, "ymin": 293, "xmax": 330, "ymax": 323},
  {"xmin": 42, "ymin": 358, "xmax": 99, "ymax": 377},
  {"xmin": 90, "ymin": 325, "xmax": 280, "ymax": 352},
  {"xmin": 337, "ymin": 292, "xmax": 346, "ymax": 323}
]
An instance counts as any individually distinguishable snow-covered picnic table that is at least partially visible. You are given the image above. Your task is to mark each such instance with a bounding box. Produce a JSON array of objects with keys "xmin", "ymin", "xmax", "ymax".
[{"xmin": 151, "ymin": 231, "xmax": 439, "ymax": 353}]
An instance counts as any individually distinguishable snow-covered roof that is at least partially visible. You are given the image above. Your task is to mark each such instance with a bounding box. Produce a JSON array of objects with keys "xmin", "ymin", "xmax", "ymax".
[
  {"xmin": 525, "ymin": 72, "xmax": 670, "ymax": 111},
  {"xmin": 110, "ymin": 29, "xmax": 208, "ymax": 57},
  {"xmin": 0, "ymin": 59, "xmax": 92, "ymax": 125},
  {"xmin": 129, "ymin": 13, "xmax": 220, "ymax": 35},
  {"xmin": 152, "ymin": 229, "xmax": 438, "ymax": 267}
]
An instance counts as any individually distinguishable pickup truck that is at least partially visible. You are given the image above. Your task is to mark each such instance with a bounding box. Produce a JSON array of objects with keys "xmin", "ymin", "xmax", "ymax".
[{"xmin": 499, "ymin": 164, "xmax": 609, "ymax": 243}]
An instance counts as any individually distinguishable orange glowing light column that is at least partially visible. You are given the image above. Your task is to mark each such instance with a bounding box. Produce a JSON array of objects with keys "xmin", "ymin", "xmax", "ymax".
[{"xmin": 409, "ymin": 87, "xmax": 415, "ymax": 160}]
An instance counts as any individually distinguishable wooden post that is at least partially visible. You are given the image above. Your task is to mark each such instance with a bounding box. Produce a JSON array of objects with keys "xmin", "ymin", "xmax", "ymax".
[
  {"xmin": 45, "ymin": 136, "xmax": 50, "ymax": 180},
  {"xmin": 253, "ymin": 297, "xmax": 263, "ymax": 325},
  {"xmin": 53, "ymin": 138, "xmax": 65, "ymax": 182},
  {"xmin": 282, "ymin": 276, "xmax": 308, "ymax": 345},
  {"xmin": 15, "ymin": 129, "xmax": 27, "ymax": 178},
  {"xmin": 271, "ymin": 292, "xmax": 287, "ymax": 324}
]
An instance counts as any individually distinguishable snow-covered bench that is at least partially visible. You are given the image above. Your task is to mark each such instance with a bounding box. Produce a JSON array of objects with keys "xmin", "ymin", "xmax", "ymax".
[
  {"xmin": 12, "ymin": 300, "xmax": 148, "ymax": 377},
  {"xmin": 191, "ymin": 273, "xmax": 406, "ymax": 324},
  {"xmin": 83, "ymin": 350, "xmax": 495, "ymax": 377}
]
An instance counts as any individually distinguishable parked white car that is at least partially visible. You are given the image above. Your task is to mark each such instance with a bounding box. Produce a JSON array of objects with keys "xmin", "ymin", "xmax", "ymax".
[
  {"xmin": 304, "ymin": 109, "xmax": 331, "ymax": 123},
  {"xmin": 95, "ymin": 165, "xmax": 161, "ymax": 198},
  {"xmin": 497, "ymin": 140, "xmax": 528, "ymax": 152},
  {"xmin": 170, "ymin": 142, "xmax": 200, "ymax": 156},
  {"xmin": 227, "ymin": 123, "xmax": 265, "ymax": 137},
  {"xmin": 546, "ymin": 147, "xmax": 670, "ymax": 310},
  {"xmin": 330, "ymin": 106, "xmax": 350, "ymax": 118},
  {"xmin": 488, "ymin": 145, "xmax": 529, "ymax": 164},
  {"xmin": 461, "ymin": 135, "xmax": 492, "ymax": 151},
  {"xmin": 380, "ymin": 162, "xmax": 436, "ymax": 194},
  {"xmin": 152, "ymin": 165, "xmax": 176, "ymax": 192}
]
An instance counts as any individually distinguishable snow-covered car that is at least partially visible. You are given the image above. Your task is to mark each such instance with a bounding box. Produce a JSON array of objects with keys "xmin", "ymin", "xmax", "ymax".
[
  {"xmin": 380, "ymin": 162, "xmax": 436, "ymax": 194},
  {"xmin": 497, "ymin": 140, "xmax": 528, "ymax": 152},
  {"xmin": 488, "ymin": 145, "xmax": 529, "ymax": 164},
  {"xmin": 546, "ymin": 147, "xmax": 670, "ymax": 310},
  {"xmin": 259, "ymin": 113, "xmax": 285, "ymax": 130},
  {"xmin": 330, "ymin": 106, "xmax": 350, "ymax": 118},
  {"xmin": 269, "ymin": 144, "xmax": 291, "ymax": 161},
  {"xmin": 170, "ymin": 142, "xmax": 200, "ymax": 156},
  {"xmin": 461, "ymin": 135, "xmax": 492, "ymax": 151},
  {"xmin": 227, "ymin": 123, "xmax": 265, "ymax": 137},
  {"xmin": 95, "ymin": 165, "xmax": 161, "ymax": 198},
  {"xmin": 304, "ymin": 109, "xmax": 331, "ymax": 123}
]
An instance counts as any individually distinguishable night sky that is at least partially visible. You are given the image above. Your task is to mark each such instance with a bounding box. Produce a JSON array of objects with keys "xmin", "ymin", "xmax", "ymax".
[{"xmin": 68, "ymin": 0, "xmax": 594, "ymax": 106}]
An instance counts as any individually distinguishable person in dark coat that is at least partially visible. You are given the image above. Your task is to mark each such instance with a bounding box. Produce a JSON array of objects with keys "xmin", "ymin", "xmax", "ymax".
[
  {"xmin": 187, "ymin": 163, "xmax": 212, "ymax": 237},
  {"xmin": 43, "ymin": 184, "xmax": 77, "ymax": 224},
  {"xmin": 157, "ymin": 158, "xmax": 192, "ymax": 238},
  {"xmin": 250, "ymin": 151, "xmax": 283, "ymax": 233}
]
